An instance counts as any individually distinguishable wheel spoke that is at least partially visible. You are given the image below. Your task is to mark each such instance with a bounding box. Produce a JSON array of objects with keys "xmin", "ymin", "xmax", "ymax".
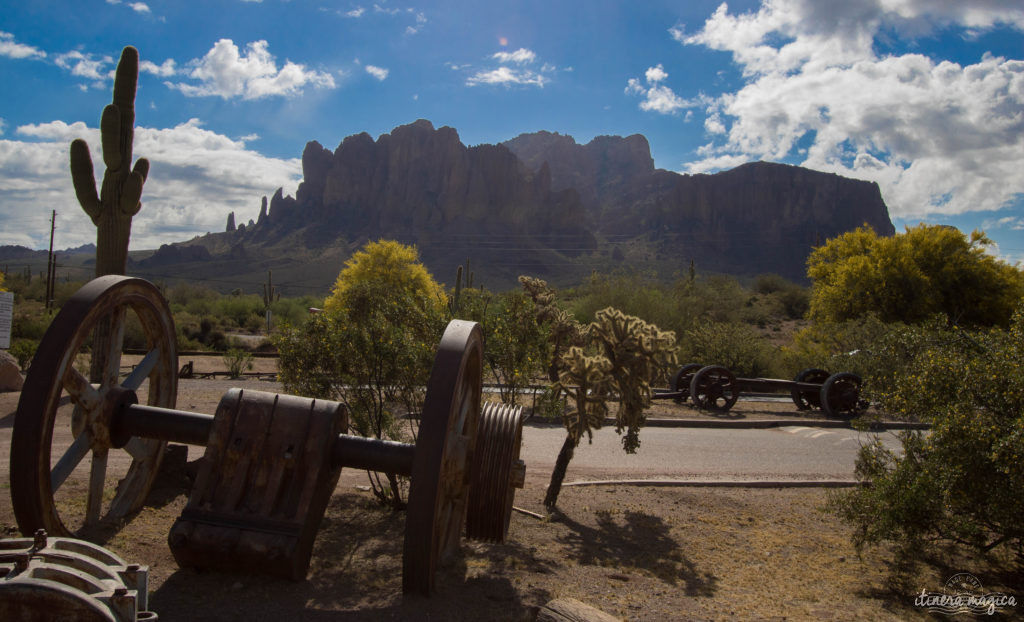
[
  {"xmin": 50, "ymin": 430, "xmax": 93, "ymax": 492},
  {"xmin": 122, "ymin": 347, "xmax": 161, "ymax": 391},
  {"xmin": 101, "ymin": 309, "xmax": 127, "ymax": 388},
  {"xmin": 63, "ymin": 368, "xmax": 101, "ymax": 411},
  {"xmin": 85, "ymin": 448, "xmax": 109, "ymax": 526},
  {"xmin": 124, "ymin": 437, "xmax": 152, "ymax": 460}
]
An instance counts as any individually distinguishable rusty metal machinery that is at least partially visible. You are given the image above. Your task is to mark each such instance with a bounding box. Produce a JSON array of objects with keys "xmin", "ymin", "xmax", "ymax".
[
  {"xmin": 0, "ymin": 529, "xmax": 156, "ymax": 621},
  {"xmin": 10, "ymin": 276, "xmax": 526, "ymax": 597},
  {"xmin": 658, "ymin": 363, "xmax": 865, "ymax": 418}
]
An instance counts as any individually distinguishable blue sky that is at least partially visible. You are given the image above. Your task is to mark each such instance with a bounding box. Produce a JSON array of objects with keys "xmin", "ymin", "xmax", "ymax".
[{"xmin": 1, "ymin": 0, "xmax": 1023, "ymax": 266}]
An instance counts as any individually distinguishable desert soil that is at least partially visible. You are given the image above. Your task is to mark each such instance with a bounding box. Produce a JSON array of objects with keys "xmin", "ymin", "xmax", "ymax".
[{"xmin": 0, "ymin": 357, "xmax": 1019, "ymax": 621}]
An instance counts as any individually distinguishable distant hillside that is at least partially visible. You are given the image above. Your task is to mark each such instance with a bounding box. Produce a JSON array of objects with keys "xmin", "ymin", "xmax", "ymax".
[{"xmin": 5, "ymin": 121, "xmax": 896, "ymax": 294}]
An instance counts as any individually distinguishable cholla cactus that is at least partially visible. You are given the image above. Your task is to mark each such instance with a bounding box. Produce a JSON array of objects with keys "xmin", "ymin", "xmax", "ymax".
[
  {"xmin": 589, "ymin": 308, "xmax": 677, "ymax": 453},
  {"xmin": 70, "ymin": 46, "xmax": 149, "ymax": 276}
]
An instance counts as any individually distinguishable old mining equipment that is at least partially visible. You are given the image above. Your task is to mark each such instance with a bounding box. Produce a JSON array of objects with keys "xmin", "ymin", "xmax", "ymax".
[
  {"xmin": 9, "ymin": 275, "xmax": 526, "ymax": 597},
  {"xmin": 0, "ymin": 529, "xmax": 156, "ymax": 621}
]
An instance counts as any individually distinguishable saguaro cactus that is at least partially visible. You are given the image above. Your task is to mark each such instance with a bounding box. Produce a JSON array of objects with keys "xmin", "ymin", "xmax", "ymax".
[{"xmin": 70, "ymin": 46, "xmax": 149, "ymax": 277}]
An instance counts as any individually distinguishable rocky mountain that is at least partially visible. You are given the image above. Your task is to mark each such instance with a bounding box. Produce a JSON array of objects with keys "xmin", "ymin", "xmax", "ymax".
[
  {"xmin": 503, "ymin": 131, "xmax": 895, "ymax": 279},
  {"xmin": 48, "ymin": 119, "xmax": 895, "ymax": 293}
]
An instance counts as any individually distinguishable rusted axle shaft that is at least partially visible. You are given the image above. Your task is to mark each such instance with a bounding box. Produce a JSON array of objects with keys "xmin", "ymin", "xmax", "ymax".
[{"xmin": 115, "ymin": 403, "xmax": 417, "ymax": 476}]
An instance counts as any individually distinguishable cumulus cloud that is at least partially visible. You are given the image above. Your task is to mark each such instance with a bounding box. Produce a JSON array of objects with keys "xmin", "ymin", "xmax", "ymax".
[
  {"xmin": 55, "ymin": 50, "xmax": 113, "ymax": 83},
  {"xmin": 625, "ymin": 64, "xmax": 694, "ymax": 114},
  {"xmin": 166, "ymin": 39, "xmax": 336, "ymax": 100},
  {"xmin": 344, "ymin": 7, "xmax": 366, "ymax": 17},
  {"xmin": 466, "ymin": 47, "xmax": 553, "ymax": 87},
  {"xmin": 0, "ymin": 31, "xmax": 46, "ymax": 60},
  {"xmin": 140, "ymin": 58, "xmax": 177, "ymax": 77},
  {"xmin": 0, "ymin": 119, "xmax": 301, "ymax": 250},
  {"xmin": 364, "ymin": 64, "xmax": 388, "ymax": 80},
  {"xmin": 672, "ymin": 0, "xmax": 1024, "ymax": 219}
]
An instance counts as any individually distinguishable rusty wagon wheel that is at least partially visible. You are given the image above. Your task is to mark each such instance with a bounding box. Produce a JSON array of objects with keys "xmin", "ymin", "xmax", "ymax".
[
  {"xmin": 403, "ymin": 320, "xmax": 483, "ymax": 596},
  {"xmin": 11, "ymin": 276, "xmax": 177, "ymax": 539},
  {"xmin": 465, "ymin": 402, "xmax": 524, "ymax": 543},
  {"xmin": 670, "ymin": 363, "xmax": 703, "ymax": 403},
  {"xmin": 790, "ymin": 368, "xmax": 830, "ymax": 410},
  {"xmin": 820, "ymin": 372, "xmax": 864, "ymax": 419},
  {"xmin": 689, "ymin": 365, "xmax": 739, "ymax": 413}
]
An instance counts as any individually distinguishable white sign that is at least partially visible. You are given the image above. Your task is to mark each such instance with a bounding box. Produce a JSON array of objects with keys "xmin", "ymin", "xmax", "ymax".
[{"xmin": 0, "ymin": 291, "xmax": 12, "ymax": 350}]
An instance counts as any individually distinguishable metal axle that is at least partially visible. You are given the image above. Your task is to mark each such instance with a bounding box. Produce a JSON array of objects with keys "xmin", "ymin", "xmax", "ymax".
[{"xmin": 113, "ymin": 401, "xmax": 417, "ymax": 476}]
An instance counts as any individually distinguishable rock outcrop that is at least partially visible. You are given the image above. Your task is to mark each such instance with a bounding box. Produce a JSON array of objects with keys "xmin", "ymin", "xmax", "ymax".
[
  {"xmin": 504, "ymin": 131, "xmax": 895, "ymax": 280},
  {"xmin": 252, "ymin": 119, "xmax": 596, "ymax": 274}
]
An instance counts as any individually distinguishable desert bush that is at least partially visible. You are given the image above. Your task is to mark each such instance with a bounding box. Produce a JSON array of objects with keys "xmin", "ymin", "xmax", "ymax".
[
  {"xmin": 679, "ymin": 321, "xmax": 781, "ymax": 378},
  {"xmin": 828, "ymin": 310, "xmax": 1024, "ymax": 562},
  {"xmin": 9, "ymin": 339, "xmax": 37, "ymax": 370},
  {"xmin": 222, "ymin": 348, "xmax": 254, "ymax": 378}
]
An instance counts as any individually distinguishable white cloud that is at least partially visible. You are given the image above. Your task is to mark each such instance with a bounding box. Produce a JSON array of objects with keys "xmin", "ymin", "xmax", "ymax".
[
  {"xmin": 365, "ymin": 64, "xmax": 389, "ymax": 80},
  {"xmin": 492, "ymin": 48, "xmax": 536, "ymax": 64},
  {"xmin": 345, "ymin": 7, "xmax": 366, "ymax": 17},
  {"xmin": 166, "ymin": 39, "xmax": 336, "ymax": 100},
  {"xmin": 140, "ymin": 58, "xmax": 177, "ymax": 77},
  {"xmin": 674, "ymin": 0, "xmax": 1024, "ymax": 219},
  {"xmin": 466, "ymin": 47, "xmax": 554, "ymax": 88},
  {"xmin": 467, "ymin": 66, "xmax": 549, "ymax": 87},
  {"xmin": 107, "ymin": 0, "xmax": 152, "ymax": 13},
  {"xmin": 0, "ymin": 119, "xmax": 301, "ymax": 250},
  {"xmin": 0, "ymin": 31, "xmax": 46, "ymax": 60},
  {"xmin": 625, "ymin": 65, "xmax": 694, "ymax": 114},
  {"xmin": 55, "ymin": 50, "xmax": 113, "ymax": 82}
]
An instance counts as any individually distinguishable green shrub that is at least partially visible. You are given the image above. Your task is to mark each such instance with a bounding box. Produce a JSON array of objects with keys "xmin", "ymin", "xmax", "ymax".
[
  {"xmin": 9, "ymin": 339, "xmax": 37, "ymax": 370},
  {"xmin": 828, "ymin": 309, "xmax": 1024, "ymax": 562},
  {"xmin": 679, "ymin": 321, "xmax": 781, "ymax": 378},
  {"xmin": 222, "ymin": 348, "xmax": 254, "ymax": 378}
]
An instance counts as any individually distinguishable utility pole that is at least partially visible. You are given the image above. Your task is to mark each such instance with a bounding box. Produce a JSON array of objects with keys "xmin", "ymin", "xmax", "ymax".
[{"xmin": 45, "ymin": 210, "xmax": 56, "ymax": 313}]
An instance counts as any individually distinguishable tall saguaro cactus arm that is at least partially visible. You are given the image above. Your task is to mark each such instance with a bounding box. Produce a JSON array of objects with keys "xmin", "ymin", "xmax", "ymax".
[{"xmin": 69, "ymin": 45, "xmax": 149, "ymax": 277}]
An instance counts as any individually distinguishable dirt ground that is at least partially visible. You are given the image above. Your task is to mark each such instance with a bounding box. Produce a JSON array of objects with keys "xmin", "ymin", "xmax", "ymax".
[{"xmin": 1, "ymin": 359, "xmax": 1019, "ymax": 620}]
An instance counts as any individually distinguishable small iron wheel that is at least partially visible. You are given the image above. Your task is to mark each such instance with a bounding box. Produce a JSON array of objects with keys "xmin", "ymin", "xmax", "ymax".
[
  {"xmin": 820, "ymin": 372, "xmax": 864, "ymax": 419},
  {"xmin": 689, "ymin": 365, "xmax": 739, "ymax": 413},
  {"xmin": 670, "ymin": 363, "xmax": 703, "ymax": 403},
  {"xmin": 790, "ymin": 368, "xmax": 830, "ymax": 410}
]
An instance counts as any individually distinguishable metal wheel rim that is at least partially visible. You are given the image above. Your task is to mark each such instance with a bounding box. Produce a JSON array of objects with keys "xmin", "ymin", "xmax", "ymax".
[
  {"xmin": 820, "ymin": 372, "xmax": 863, "ymax": 419},
  {"xmin": 671, "ymin": 363, "xmax": 703, "ymax": 402},
  {"xmin": 689, "ymin": 365, "xmax": 739, "ymax": 412},
  {"xmin": 790, "ymin": 368, "xmax": 830, "ymax": 410},
  {"xmin": 11, "ymin": 276, "xmax": 177, "ymax": 539},
  {"xmin": 402, "ymin": 320, "xmax": 483, "ymax": 596}
]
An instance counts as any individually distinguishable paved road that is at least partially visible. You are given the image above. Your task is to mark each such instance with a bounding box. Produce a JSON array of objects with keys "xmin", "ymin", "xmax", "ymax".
[{"xmin": 519, "ymin": 423, "xmax": 908, "ymax": 482}]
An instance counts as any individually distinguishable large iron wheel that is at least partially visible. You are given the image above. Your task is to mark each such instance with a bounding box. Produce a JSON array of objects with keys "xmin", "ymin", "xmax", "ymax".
[
  {"xmin": 820, "ymin": 372, "xmax": 864, "ymax": 419},
  {"xmin": 670, "ymin": 363, "xmax": 703, "ymax": 403},
  {"xmin": 689, "ymin": 365, "xmax": 739, "ymax": 413},
  {"xmin": 790, "ymin": 368, "xmax": 830, "ymax": 410},
  {"xmin": 11, "ymin": 276, "xmax": 177, "ymax": 539},
  {"xmin": 403, "ymin": 320, "xmax": 483, "ymax": 596}
]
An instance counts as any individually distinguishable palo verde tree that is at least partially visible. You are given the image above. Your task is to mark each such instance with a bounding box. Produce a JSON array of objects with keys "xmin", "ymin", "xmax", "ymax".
[
  {"xmin": 807, "ymin": 224, "xmax": 1024, "ymax": 327},
  {"xmin": 276, "ymin": 240, "xmax": 446, "ymax": 508}
]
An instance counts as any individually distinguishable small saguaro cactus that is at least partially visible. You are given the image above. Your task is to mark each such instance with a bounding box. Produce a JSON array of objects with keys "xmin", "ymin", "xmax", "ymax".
[{"xmin": 70, "ymin": 46, "xmax": 149, "ymax": 277}]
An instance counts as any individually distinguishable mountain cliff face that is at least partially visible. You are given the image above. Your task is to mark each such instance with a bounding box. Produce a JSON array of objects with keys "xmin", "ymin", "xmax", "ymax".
[
  {"xmin": 503, "ymin": 131, "xmax": 895, "ymax": 279},
  {"xmin": 256, "ymin": 119, "xmax": 595, "ymax": 266},
  {"xmin": 150, "ymin": 120, "xmax": 895, "ymax": 290}
]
